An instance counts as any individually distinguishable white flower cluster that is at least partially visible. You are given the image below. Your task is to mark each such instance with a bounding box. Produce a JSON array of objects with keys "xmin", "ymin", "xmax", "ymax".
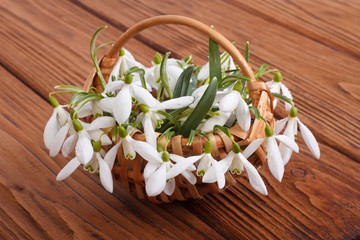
[{"xmin": 44, "ymin": 48, "xmax": 320, "ymax": 197}]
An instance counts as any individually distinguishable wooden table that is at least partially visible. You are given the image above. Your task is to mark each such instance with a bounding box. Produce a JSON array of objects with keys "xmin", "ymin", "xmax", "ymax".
[{"xmin": 1, "ymin": 1, "xmax": 359, "ymax": 239}]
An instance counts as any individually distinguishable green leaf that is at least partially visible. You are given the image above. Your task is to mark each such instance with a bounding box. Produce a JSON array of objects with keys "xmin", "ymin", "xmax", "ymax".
[
  {"xmin": 254, "ymin": 64, "xmax": 269, "ymax": 79},
  {"xmin": 245, "ymin": 41, "xmax": 249, "ymax": 63},
  {"xmin": 90, "ymin": 26, "xmax": 108, "ymax": 91},
  {"xmin": 186, "ymin": 75, "xmax": 198, "ymax": 96},
  {"xmin": 249, "ymin": 106, "xmax": 261, "ymax": 120},
  {"xmin": 272, "ymin": 93, "xmax": 294, "ymax": 106},
  {"xmin": 209, "ymin": 38, "xmax": 222, "ymax": 85},
  {"xmin": 55, "ymin": 85, "xmax": 84, "ymax": 92},
  {"xmin": 218, "ymin": 74, "xmax": 251, "ymax": 88},
  {"xmin": 156, "ymin": 110, "xmax": 181, "ymax": 130},
  {"xmin": 180, "ymin": 77, "xmax": 218, "ymax": 137},
  {"xmin": 173, "ymin": 66, "xmax": 195, "ymax": 98},
  {"xmin": 71, "ymin": 93, "xmax": 103, "ymax": 108},
  {"xmin": 160, "ymin": 52, "xmax": 173, "ymax": 98}
]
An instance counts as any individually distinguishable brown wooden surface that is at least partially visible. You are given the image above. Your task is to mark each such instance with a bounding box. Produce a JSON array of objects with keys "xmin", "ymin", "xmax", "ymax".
[{"xmin": 0, "ymin": 0, "xmax": 359, "ymax": 239}]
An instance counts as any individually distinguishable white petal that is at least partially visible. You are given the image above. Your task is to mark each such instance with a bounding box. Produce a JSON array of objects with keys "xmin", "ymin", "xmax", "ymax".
[
  {"xmin": 220, "ymin": 151, "xmax": 236, "ymax": 173},
  {"xmin": 88, "ymin": 129, "xmax": 112, "ymax": 146},
  {"xmin": 235, "ymin": 97, "xmax": 251, "ymax": 132},
  {"xmin": 122, "ymin": 137, "xmax": 136, "ymax": 159},
  {"xmin": 181, "ymin": 170, "xmax": 197, "ymax": 185},
  {"xmin": 164, "ymin": 179, "xmax": 176, "ymax": 196},
  {"xmin": 240, "ymin": 153, "xmax": 268, "ymax": 195},
  {"xmin": 98, "ymin": 97, "xmax": 116, "ymax": 113},
  {"xmin": 104, "ymin": 81, "xmax": 124, "ymax": 94},
  {"xmin": 166, "ymin": 155, "xmax": 202, "ymax": 179},
  {"xmin": 109, "ymin": 56, "xmax": 122, "ymax": 81},
  {"xmin": 50, "ymin": 121, "xmax": 71, "ymax": 157},
  {"xmin": 76, "ymin": 102, "xmax": 93, "ymax": 118},
  {"xmin": 131, "ymin": 85, "xmax": 159, "ymax": 109},
  {"xmin": 275, "ymin": 117, "xmax": 289, "ymax": 135},
  {"xmin": 275, "ymin": 135, "xmax": 299, "ymax": 153},
  {"xmin": 214, "ymin": 161, "xmax": 226, "ymax": 189},
  {"xmin": 298, "ymin": 119, "xmax": 320, "ymax": 159},
  {"xmin": 75, "ymin": 132, "xmax": 94, "ymax": 165},
  {"xmin": 168, "ymin": 154, "xmax": 186, "ymax": 163},
  {"xmin": 242, "ymin": 138, "xmax": 265, "ymax": 158},
  {"xmin": 145, "ymin": 163, "xmax": 166, "ymax": 196},
  {"xmin": 278, "ymin": 120, "xmax": 296, "ymax": 165},
  {"xmin": 280, "ymin": 83, "xmax": 293, "ymax": 111},
  {"xmin": 144, "ymin": 162, "xmax": 159, "ymax": 182},
  {"xmin": 57, "ymin": 107, "xmax": 70, "ymax": 126},
  {"xmin": 113, "ymin": 85, "xmax": 131, "ymax": 124},
  {"xmin": 88, "ymin": 116, "xmax": 116, "ymax": 130},
  {"xmin": 143, "ymin": 113, "xmax": 157, "ymax": 149},
  {"xmin": 266, "ymin": 137, "xmax": 284, "ymax": 182},
  {"xmin": 167, "ymin": 65, "xmax": 183, "ymax": 92},
  {"xmin": 104, "ymin": 141, "xmax": 121, "ymax": 169},
  {"xmin": 56, "ymin": 157, "xmax": 81, "ymax": 181},
  {"xmin": 153, "ymin": 96, "xmax": 194, "ymax": 110},
  {"xmin": 130, "ymin": 137, "xmax": 162, "ymax": 163},
  {"xmin": 219, "ymin": 91, "xmax": 241, "ymax": 112},
  {"xmin": 62, "ymin": 134, "xmax": 78, "ymax": 157},
  {"xmin": 191, "ymin": 84, "xmax": 208, "ymax": 98},
  {"xmin": 201, "ymin": 112, "xmax": 231, "ymax": 133},
  {"xmin": 44, "ymin": 108, "xmax": 60, "ymax": 149},
  {"xmin": 197, "ymin": 62, "xmax": 209, "ymax": 80},
  {"xmin": 97, "ymin": 153, "xmax": 113, "ymax": 193}
]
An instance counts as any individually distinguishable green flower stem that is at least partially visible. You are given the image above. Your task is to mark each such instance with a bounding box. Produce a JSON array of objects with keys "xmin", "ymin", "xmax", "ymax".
[{"xmin": 160, "ymin": 52, "xmax": 173, "ymax": 99}]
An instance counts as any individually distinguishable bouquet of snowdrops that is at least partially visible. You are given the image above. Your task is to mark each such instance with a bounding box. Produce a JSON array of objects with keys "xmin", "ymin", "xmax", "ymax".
[{"xmin": 44, "ymin": 26, "xmax": 320, "ymax": 198}]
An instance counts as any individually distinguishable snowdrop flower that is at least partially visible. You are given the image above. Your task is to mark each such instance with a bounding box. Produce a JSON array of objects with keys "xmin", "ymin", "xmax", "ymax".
[
  {"xmin": 219, "ymin": 82, "xmax": 251, "ymax": 132},
  {"xmin": 109, "ymin": 48, "xmax": 145, "ymax": 82},
  {"xmin": 201, "ymin": 111, "xmax": 231, "ymax": 133},
  {"xmin": 113, "ymin": 74, "xmax": 158, "ymax": 124},
  {"xmin": 276, "ymin": 107, "xmax": 320, "ymax": 165},
  {"xmin": 144, "ymin": 149, "xmax": 201, "ymax": 196},
  {"xmin": 266, "ymin": 71, "xmax": 293, "ymax": 111},
  {"xmin": 243, "ymin": 125, "xmax": 299, "ymax": 182},
  {"xmin": 57, "ymin": 137, "xmax": 113, "ymax": 193},
  {"xmin": 44, "ymin": 96, "xmax": 72, "ymax": 157},
  {"xmin": 117, "ymin": 126, "xmax": 162, "ymax": 163},
  {"xmin": 137, "ymin": 96, "xmax": 194, "ymax": 147},
  {"xmin": 203, "ymin": 143, "xmax": 268, "ymax": 195}
]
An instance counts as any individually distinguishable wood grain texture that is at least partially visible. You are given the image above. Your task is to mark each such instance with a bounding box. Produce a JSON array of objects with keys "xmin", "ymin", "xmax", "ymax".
[{"xmin": 0, "ymin": 0, "xmax": 359, "ymax": 239}]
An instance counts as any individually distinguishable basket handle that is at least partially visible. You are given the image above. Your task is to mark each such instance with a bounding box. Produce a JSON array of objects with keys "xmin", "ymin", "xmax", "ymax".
[{"xmin": 86, "ymin": 15, "xmax": 273, "ymax": 108}]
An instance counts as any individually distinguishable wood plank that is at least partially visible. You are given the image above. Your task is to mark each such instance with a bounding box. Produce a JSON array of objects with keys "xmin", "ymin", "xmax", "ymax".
[{"xmin": 0, "ymin": 0, "xmax": 359, "ymax": 239}]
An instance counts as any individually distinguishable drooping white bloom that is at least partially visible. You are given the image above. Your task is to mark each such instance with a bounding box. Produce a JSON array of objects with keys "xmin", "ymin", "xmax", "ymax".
[
  {"xmin": 266, "ymin": 71, "xmax": 293, "ymax": 111},
  {"xmin": 113, "ymin": 74, "xmax": 158, "ymax": 124},
  {"xmin": 201, "ymin": 111, "xmax": 231, "ymax": 133},
  {"xmin": 137, "ymin": 96, "xmax": 194, "ymax": 148},
  {"xmin": 243, "ymin": 125, "xmax": 299, "ymax": 182},
  {"xmin": 144, "ymin": 151, "xmax": 201, "ymax": 196},
  {"xmin": 57, "ymin": 138, "xmax": 114, "ymax": 193},
  {"xmin": 276, "ymin": 107, "xmax": 320, "ymax": 165},
  {"xmin": 219, "ymin": 82, "xmax": 251, "ymax": 132}
]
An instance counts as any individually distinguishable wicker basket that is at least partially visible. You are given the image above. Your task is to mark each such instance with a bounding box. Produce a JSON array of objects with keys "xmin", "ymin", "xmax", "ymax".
[{"xmin": 84, "ymin": 15, "xmax": 274, "ymax": 203}]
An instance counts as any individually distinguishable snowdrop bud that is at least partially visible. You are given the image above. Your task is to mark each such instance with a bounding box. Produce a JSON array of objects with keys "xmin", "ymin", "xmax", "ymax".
[
  {"xmin": 274, "ymin": 71, "xmax": 282, "ymax": 83},
  {"xmin": 233, "ymin": 81, "xmax": 242, "ymax": 92},
  {"xmin": 139, "ymin": 104, "xmax": 149, "ymax": 113},
  {"xmin": 184, "ymin": 55, "xmax": 192, "ymax": 64},
  {"xmin": 73, "ymin": 119, "xmax": 83, "ymax": 132},
  {"xmin": 204, "ymin": 140, "xmax": 212, "ymax": 154},
  {"xmin": 119, "ymin": 48, "xmax": 125, "ymax": 57},
  {"xmin": 290, "ymin": 106, "xmax": 298, "ymax": 118},
  {"xmin": 70, "ymin": 109, "xmax": 77, "ymax": 120},
  {"xmin": 49, "ymin": 96, "xmax": 59, "ymax": 108},
  {"xmin": 161, "ymin": 151, "xmax": 170, "ymax": 162},
  {"xmin": 154, "ymin": 52, "xmax": 162, "ymax": 65},
  {"xmin": 118, "ymin": 125, "xmax": 128, "ymax": 138},
  {"xmin": 233, "ymin": 142, "xmax": 241, "ymax": 154},
  {"xmin": 124, "ymin": 74, "xmax": 133, "ymax": 84},
  {"xmin": 265, "ymin": 125, "xmax": 274, "ymax": 137},
  {"xmin": 93, "ymin": 140, "xmax": 102, "ymax": 152},
  {"xmin": 157, "ymin": 144, "xmax": 164, "ymax": 153}
]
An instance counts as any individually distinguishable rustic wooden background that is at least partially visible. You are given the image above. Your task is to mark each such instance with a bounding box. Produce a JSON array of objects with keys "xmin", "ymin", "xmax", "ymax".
[{"xmin": 1, "ymin": 0, "xmax": 359, "ymax": 239}]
